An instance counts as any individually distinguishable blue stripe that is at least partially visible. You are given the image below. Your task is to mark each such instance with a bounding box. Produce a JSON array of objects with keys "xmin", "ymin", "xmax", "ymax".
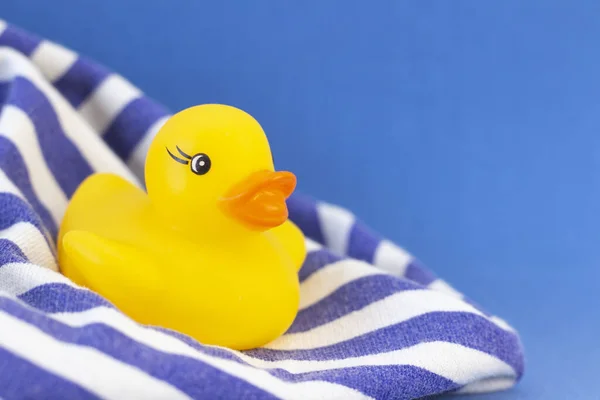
[
  {"xmin": 0, "ymin": 137, "xmax": 59, "ymax": 237},
  {"xmin": 104, "ymin": 97, "xmax": 169, "ymax": 160},
  {"xmin": 0, "ymin": 297, "xmax": 278, "ymax": 400},
  {"xmin": 0, "ymin": 238, "xmax": 28, "ymax": 265},
  {"xmin": 298, "ymin": 249, "xmax": 343, "ymax": 282},
  {"xmin": 251, "ymin": 312, "xmax": 524, "ymax": 375},
  {"xmin": 18, "ymin": 283, "xmax": 113, "ymax": 313},
  {"xmin": 287, "ymin": 193, "xmax": 325, "ymax": 244},
  {"xmin": 0, "ymin": 25, "xmax": 41, "ymax": 56},
  {"xmin": 53, "ymin": 57, "xmax": 110, "ymax": 108},
  {"xmin": 0, "ymin": 193, "xmax": 52, "ymax": 250},
  {"xmin": 0, "ymin": 79, "xmax": 9, "ymax": 105},
  {"xmin": 290, "ymin": 274, "xmax": 420, "ymax": 333},
  {"xmin": 4, "ymin": 77, "xmax": 94, "ymax": 197},
  {"xmin": 0, "ymin": 345, "xmax": 99, "ymax": 400},
  {"xmin": 405, "ymin": 259, "xmax": 437, "ymax": 285},
  {"xmin": 287, "ymin": 365, "xmax": 458, "ymax": 399},
  {"xmin": 346, "ymin": 221, "xmax": 381, "ymax": 263},
  {"xmin": 156, "ymin": 329, "xmax": 460, "ymax": 399}
]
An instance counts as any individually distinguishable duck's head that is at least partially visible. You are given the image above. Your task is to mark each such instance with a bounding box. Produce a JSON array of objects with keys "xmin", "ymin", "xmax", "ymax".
[{"xmin": 145, "ymin": 104, "xmax": 296, "ymax": 236}]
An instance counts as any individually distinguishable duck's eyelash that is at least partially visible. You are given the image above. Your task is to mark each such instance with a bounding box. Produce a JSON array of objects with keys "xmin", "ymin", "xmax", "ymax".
[
  {"xmin": 176, "ymin": 145, "xmax": 192, "ymax": 160},
  {"xmin": 166, "ymin": 147, "xmax": 189, "ymax": 165}
]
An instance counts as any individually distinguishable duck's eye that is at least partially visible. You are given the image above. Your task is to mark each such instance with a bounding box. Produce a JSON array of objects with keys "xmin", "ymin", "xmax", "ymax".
[{"xmin": 190, "ymin": 153, "xmax": 211, "ymax": 175}]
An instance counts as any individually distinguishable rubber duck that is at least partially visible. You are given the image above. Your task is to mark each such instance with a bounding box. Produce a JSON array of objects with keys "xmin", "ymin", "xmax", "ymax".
[{"xmin": 58, "ymin": 104, "xmax": 306, "ymax": 350}]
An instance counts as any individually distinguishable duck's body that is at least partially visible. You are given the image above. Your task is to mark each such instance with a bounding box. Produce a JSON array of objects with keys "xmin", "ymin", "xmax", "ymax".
[{"xmin": 58, "ymin": 104, "xmax": 306, "ymax": 350}]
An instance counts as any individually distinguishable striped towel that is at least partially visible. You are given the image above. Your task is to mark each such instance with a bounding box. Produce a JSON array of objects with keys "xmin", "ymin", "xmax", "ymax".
[{"xmin": 0, "ymin": 21, "xmax": 524, "ymax": 400}]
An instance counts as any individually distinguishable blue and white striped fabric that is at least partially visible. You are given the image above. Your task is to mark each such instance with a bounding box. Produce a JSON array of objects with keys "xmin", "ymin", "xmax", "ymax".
[{"xmin": 0, "ymin": 21, "xmax": 524, "ymax": 400}]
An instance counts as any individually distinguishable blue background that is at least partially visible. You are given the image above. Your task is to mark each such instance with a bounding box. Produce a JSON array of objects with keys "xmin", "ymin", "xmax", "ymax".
[{"xmin": 1, "ymin": 1, "xmax": 598, "ymax": 398}]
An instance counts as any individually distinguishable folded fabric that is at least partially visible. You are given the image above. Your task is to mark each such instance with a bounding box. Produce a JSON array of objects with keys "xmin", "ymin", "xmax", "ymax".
[{"xmin": 0, "ymin": 21, "xmax": 524, "ymax": 400}]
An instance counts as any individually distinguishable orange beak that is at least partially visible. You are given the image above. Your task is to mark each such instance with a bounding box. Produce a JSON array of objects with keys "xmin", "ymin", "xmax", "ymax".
[{"xmin": 219, "ymin": 170, "xmax": 296, "ymax": 230}]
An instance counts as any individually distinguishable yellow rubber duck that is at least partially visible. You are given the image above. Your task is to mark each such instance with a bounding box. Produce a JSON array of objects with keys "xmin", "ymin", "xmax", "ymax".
[{"xmin": 58, "ymin": 104, "xmax": 306, "ymax": 350}]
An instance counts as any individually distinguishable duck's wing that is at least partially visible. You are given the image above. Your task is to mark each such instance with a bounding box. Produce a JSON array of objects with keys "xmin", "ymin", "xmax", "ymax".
[
  {"xmin": 60, "ymin": 230, "xmax": 163, "ymax": 314},
  {"xmin": 270, "ymin": 220, "xmax": 306, "ymax": 271}
]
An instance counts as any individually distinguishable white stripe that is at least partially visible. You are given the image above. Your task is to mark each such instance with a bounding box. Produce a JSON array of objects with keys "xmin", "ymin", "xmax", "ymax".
[
  {"xmin": 30, "ymin": 40, "xmax": 77, "ymax": 82},
  {"xmin": 127, "ymin": 115, "xmax": 168, "ymax": 179},
  {"xmin": 0, "ymin": 151, "xmax": 56, "ymax": 253},
  {"xmin": 0, "ymin": 262, "xmax": 75, "ymax": 295},
  {"xmin": 0, "ymin": 105, "xmax": 67, "ymax": 224},
  {"xmin": 50, "ymin": 306, "xmax": 367, "ymax": 400},
  {"xmin": 267, "ymin": 289, "xmax": 507, "ymax": 350},
  {"xmin": 299, "ymin": 259, "xmax": 383, "ymax": 310},
  {"xmin": 304, "ymin": 238, "xmax": 322, "ymax": 253},
  {"xmin": 243, "ymin": 341, "xmax": 515, "ymax": 385},
  {"xmin": 0, "ymin": 172, "xmax": 57, "ymax": 253},
  {"xmin": 426, "ymin": 280, "xmax": 516, "ymax": 333},
  {"xmin": 0, "ymin": 168, "xmax": 25, "ymax": 198},
  {"xmin": 427, "ymin": 279, "xmax": 463, "ymax": 298},
  {"xmin": 78, "ymin": 74, "xmax": 142, "ymax": 134},
  {"xmin": 426, "ymin": 281, "xmax": 516, "ymax": 332},
  {"xmin": 373, "ymin": 240, "xmax": 412, "ymax": 276},
  {"xmin": 0, "ymin": 222, "xmax": 57, "ymax": 270},
  {"xmin": 425, "ymin": 281, "xmax": 516, "ymax": 332},
  {"xmin": 456, "ymin": 376, "xmax": 516, "ymax": 394},
  {"xmin": 0, "ymin": 20, "xmax": 7, "ymax": 37},
  {"xmin": 489, "ymin": 316, "xmax": 516, "ymax": 333},
  {"xmin": 316, "ymin": 202, "xmax": 354, "ymax": 255},
  {"xmin": 0, "ymin": 311, "xmax": 191, "ymax": 400},
  {"xmin": 0, "ymin": 48, "xmax": 140, "ymax": 186}
]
